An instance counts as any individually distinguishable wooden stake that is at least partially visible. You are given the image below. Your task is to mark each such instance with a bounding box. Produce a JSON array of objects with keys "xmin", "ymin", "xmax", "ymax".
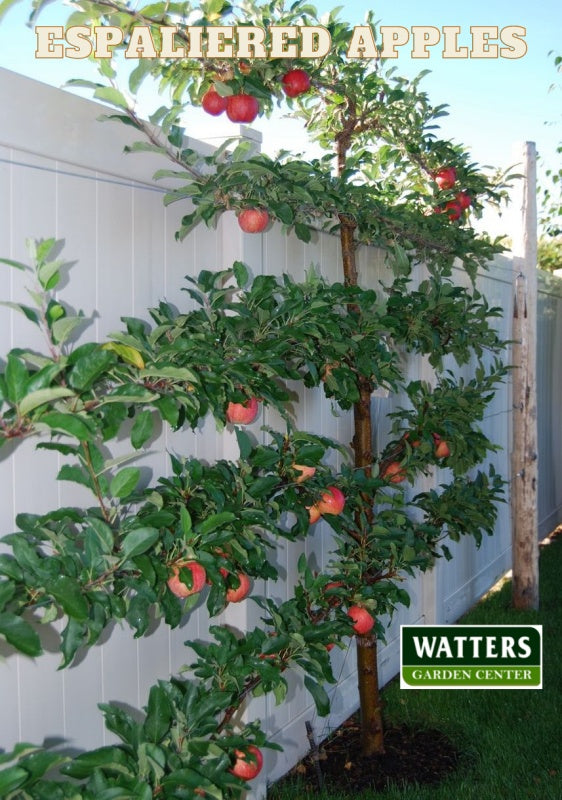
[{"xmin": 510, "ymin": 141, "xmax": 539, "ymax": 610}]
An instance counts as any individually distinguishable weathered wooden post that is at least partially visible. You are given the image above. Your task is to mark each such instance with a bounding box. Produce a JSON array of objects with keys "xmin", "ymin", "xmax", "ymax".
[{"xmin": 511, "ymin": 141, "xmax": 539, "ymax": 610}]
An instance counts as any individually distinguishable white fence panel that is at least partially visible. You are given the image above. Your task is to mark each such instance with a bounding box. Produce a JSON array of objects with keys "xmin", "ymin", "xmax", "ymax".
[{"xmin": 0, "ymin": 69, "xmax": 560, "ymax": 796}]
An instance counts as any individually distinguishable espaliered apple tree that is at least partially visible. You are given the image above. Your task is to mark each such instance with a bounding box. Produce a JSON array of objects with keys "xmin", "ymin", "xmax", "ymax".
[
  {"xmin": 0, "ymin": 0, "xmax": 513, "ymax": 778},
  {"xmin": 0, "ymin": 241, "xmax": 504, "ymax": 797}
]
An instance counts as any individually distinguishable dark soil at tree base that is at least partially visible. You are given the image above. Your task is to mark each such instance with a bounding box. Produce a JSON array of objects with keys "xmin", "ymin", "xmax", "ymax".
[{"xmin": 276, "ymin": 713, "xmax": 464, "ymax": 795}]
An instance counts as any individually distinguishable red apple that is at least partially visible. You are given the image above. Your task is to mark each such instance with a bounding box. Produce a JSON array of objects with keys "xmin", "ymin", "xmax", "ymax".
[
  {"xmin": 237, "ymin": 208, "xmax": 269, "ymax": 234},
  {"xmin": 201, "ymin": 87, "xmax": 227, "ymax": 116},
  {"xmin": 226, "ymin": 397, "xmax": 260, "ymax": 424},
  {"xmin": 226, "ymin": 572, "xmax": 252, "ymax": 603},
  {"xmin": 307, "ymin": 504, "xmax": 321, "ymax": 524},
  {"xmin": 326, "ymin": 642, "xmax": 335, "ymax": 652},
  {"xmin": 403, "ymin": 432, "xmax": 421, "ymax": 448},
  {"xmin": 316, "ymin": 486, "xmax": 345, "ymax": 516},
  {"xmin": 167, "ymin": 561, "xmax": 207, "ymax": 598},
  {"xmin": 434, "ymin": 167, "xmax": 457, "ymax": 190},
  {"xmin": 230, "ymin": 745, "xmax": 263, "ymax": 780},
  {"xmin": 348, "ymin": 605, "xmax": 375, "ymax": 635},
  {"xmin": 325, "ymin": 580, "xmax": 344, "ymax": 607},
  {"xmin": 281, "ymin": 68, "xmax": 311, "ymax": 98},
  {"xmin": 226, "ymin": 93, "xmax": 260, "ymax": 123},
  {"xmin": 456, "ymin": 191, "xmax": 472, "ymax": 210},
  {"xmin": 435, "ymin": 439, "xmax": 451, "ymax": 459},
  {"xmin": 444, "ymin": 201, "xmax": 463, "ymax": 221},
  {"xmin": 381, "ymin": 461, "xmax": 406, "ymax": 484},
  {"xmin": 292, "ymin": 463, "xmax": 316, "ymax": 483}
]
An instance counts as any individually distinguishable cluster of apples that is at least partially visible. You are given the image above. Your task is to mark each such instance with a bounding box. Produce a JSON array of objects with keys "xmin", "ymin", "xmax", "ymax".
[
  {"xmin": 167, "ymin": 560, "xmax": 252, "ymax": 604},
  {"xmin": 201, "ymin": 68, "xmax": 311, "ymax": 234},
  {"xmin": 307, "ymin": 485, "xmax": 345, "ymax": 524},
  {"xmin": 433, "ymin": 167, "xmax": 472, "ymax": 222},
  {"xmin": 201, "ymin": 67, "xmax": 310, "ymax": 123},
  {"xmin": 382, "ymin": 431, "xmax": 451, "ymax": 484}
]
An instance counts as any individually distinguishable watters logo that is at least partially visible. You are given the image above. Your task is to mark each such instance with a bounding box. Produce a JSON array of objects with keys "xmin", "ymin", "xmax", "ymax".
[{"xmin": 400, "ymin": 625, "xmax": 542, "ymax": 689}]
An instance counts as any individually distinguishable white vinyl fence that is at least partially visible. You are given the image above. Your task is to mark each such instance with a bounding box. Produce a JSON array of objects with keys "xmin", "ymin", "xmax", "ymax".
[{"xmin": 0, "ymin": 68, "xmax": 561, "ymax": 796}]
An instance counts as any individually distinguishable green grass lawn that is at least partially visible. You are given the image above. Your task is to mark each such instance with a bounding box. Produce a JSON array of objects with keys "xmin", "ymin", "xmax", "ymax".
[{"xmin": 270, "ymin": 535, "xmax": 562, "ymax": 800}]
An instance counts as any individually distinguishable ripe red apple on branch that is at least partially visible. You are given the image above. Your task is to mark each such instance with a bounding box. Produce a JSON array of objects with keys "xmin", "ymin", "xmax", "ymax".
[
  {"xmin": 226, "ymin": 93, "xmax": 260, "ymax": 123},
  {"xmin": 434, "ymin": 166, "xmax": 457, "ymax": 190},
  {"xmin": 225, "ymin": 572, "xmax": 252, "ymax": 603},
  {"xmin": 433, "ymin": 433, "xmax": 451, "ymax": 459},
  {"xmin": 456, "ymin": 190, "xmax": 472, "ymax": 209},
  {"xmin": 307, "ymin": 504, "xmax": 321, "ymax": 524},
  {"xmin": 381, "ymin": 461, "xmax": 406, "ymax": 484},
  {"xmin": 237, "ymin": 208, "xmax": 270, "ymax": 233},
  {"xmin": 444, "ymin": 201, "xmax": 463, "ymax": 221},
  {"xmin": 281, "ymin": 68, "xmax": 311, "ymax": 98},
  {"xmin": 226, "ymin": 396, "xmax": 260, "ymax": 424},
  {"xmin": 229, "ymin": 745, "xmax": 263, "ymax": 780},
  {"xmin": 347, "ymin": 605, "xmax": 375, "ymax": 635},
  {"xmin": 316, "ymin": 486, "xmax": 346, "ymax": 515},
  {"xmin": 167, "ymin": 561, "xmax": 207, "ymax": 598},
  {"xmin": 201, "ymin": 87, "xmax": 227, "ymax": 116}
]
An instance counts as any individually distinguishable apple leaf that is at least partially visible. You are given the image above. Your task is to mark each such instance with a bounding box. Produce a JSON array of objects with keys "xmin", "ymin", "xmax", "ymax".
[
  {"xmin": 121, "ymin": 527, "xmax": 159, "ymax": 560},
  {"xmin": 48, "ymin": 576, "xmax": 89, "ymax": 622},
  {"xmin": 0, "ymin": 612, "xmax": 42, "ymax": 657},
  {"xmin": 304, "ymin": 676, "xmax": 330, "ymax": 717},
  {"xmin": 110, "ymin": 467, "xmax": 141, "ymax": 499},
  {"xmin": 143, "ymin": 684, "xmax": 173, "ymax": 743},
  {"xmin": 0, "ymin": 766, "xmax": 28, "ymax": 797}
]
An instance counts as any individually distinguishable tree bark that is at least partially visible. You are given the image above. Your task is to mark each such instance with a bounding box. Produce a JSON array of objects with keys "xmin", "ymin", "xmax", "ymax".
[
  {"xmin": 357, "ymin": 632, "xmax": 385, "ymax": 755},
  {"xmin": 338, "ymin": 217, "xmax": 385, "ymax": 755}
]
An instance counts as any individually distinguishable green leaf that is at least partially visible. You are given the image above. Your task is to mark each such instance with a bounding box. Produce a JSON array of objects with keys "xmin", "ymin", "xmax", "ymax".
[
  {"xmin": 232, "ymin": 260, "xmax": 249, "ymax": 288},
  {"xmin": 304, "ymin": 675, "xmax": 330, "ymax": 716},
  {"xmin": 60, "ymin": 617, "xmax": 87, "ymax": 668},
  {"xmin": 197, "ymin": 512, "xmax": 236, "ymax": 536},
  {"xmin": 235, "ymin": 428, "xmax": 253, "ymax": 460},
  {"xmin": 37, "ymin": 259, "xmax": 64, "ymax": 291},
  {"xmin": 131, "ymin": 410, "xmax": 154, "ymax": 449},
  {"xmin": 0, "ymin": 612, "xmax": 42, "ymax": 657},
  {"xmin": 0, "ymin": 256, "xmax": 27, "ymax": 271},
  {"xmin": 94, "ymin": 86, "xmax": 130, "ymax": 110},
  {"xmin": 180, "ymin": 505, "xmax": 192, "ymax": 536},
  {"xmin": 121, "ymin": 527, "xmax": 159, "ymax": 560},
  {"xmin": 126, "ymin": 593, "xmax": 150, "ymax": 637},
  {"xmin": 110, "ymin": 467, "xmax": 141, "ymax": 499},
  {"xmin": 153, "ymin": 395, "xmax": 179, "ymax": 428},
  {"xmin": 0, "ymin": 302, "xmax": 40, "ymax": 325},
  {"xmin": 57, "ymin": 464, "xmax": 93, "ymax": 491},
  {"xmin": 61, "ymin": 746, "xmax": 135, "ymax": 779},
  {"xmin": 18, "ymin": 750, "xmax": 70, "ymax": 781},
  {"xmin": 69, "ymin": 349, "xmax": 116, "ymax": 391},
  {"xmin": 48, "ymin": 576, "xmax": 89, "ymax": 621},
  {"xmin": 41, "ymin": 412, "xmax": 95, "ymax": 441},
  {"xmin": 143, "ymin": 684, "xmax": 173, "ymax": 743},
  {"xmin": 295, "ymin": 222, "xmax": 312, "ymax": 243},
  {"xmin": 0, "ymin": 766, "xmax": 28, "ymax": 796},
  {"xmin": 51, "ymin": 315, "xmax": 86, "ymax": 345},
  {"xmin": 4, "ymin": 354, "xmax": 28, "ymax": 404},
  {"xmin": 18, "ymin": 387, "xmax": 75, "ymax": 416},
  {"xmin": 86, "ymin": 518, "xmax": 115, "ymax": 554},
  {"xmin": 0, "ymin": 579, "xmax": 15, "ymax": 610}
]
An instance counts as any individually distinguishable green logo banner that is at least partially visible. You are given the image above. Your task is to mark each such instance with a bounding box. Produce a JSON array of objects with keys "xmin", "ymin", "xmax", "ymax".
[{"xmin": 400, "ymin": 625, "xmax": 542, "ymax": 689}]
